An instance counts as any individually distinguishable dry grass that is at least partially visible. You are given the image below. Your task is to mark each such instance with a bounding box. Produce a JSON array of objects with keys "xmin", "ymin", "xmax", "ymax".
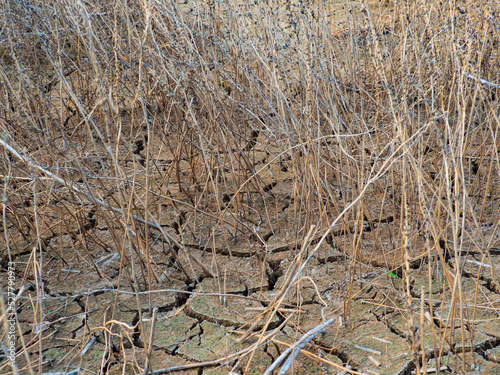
[{"xmin": 1, "ymin": 0, "xmax": 500, "ymax": 374}]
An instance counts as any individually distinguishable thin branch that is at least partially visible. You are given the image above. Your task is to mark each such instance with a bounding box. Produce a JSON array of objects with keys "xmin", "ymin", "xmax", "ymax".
[{"xmin": 264, "ymin": 318, "xmax": 335, "ymax": 375}]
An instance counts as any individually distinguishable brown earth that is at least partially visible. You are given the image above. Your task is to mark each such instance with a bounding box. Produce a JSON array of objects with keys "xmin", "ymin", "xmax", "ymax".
[
  {"xmin": 1, "ymin": 1, "xmax": 500, "ymax": 375},
  {"xmin": 2, "ymin": 121, "xmax": 500, "ymax": 374}
]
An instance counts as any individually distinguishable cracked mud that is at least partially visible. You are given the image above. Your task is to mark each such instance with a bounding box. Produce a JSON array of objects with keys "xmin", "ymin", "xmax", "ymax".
[{"xmin": 1, "ymin": 0, "xmax": 500, "ymax": 374}]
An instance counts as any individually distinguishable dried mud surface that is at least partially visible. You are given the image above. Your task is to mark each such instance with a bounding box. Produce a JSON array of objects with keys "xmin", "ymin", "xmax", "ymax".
[
  {"xmin": 2, "ymin": 122, "xmax": 500, "ymax": 374},
  {"xmin": 2, "ymin": 1, "xmax": 500, "ymax": 375}
]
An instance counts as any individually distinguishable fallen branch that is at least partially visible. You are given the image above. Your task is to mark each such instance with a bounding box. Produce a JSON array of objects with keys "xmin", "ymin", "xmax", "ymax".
[
  {"xmin": 264, "ymin": 318, "xmax": 335, "ymax": 375},
  {"xmin": 0, "ymin": 137, "xmax": 212, "ymax": 280},
  {"xmin": 148, "ymin": 314, "xmax": 291, "ymax": 374},
  {"xmin": 464, "ymin": 73, "xmax": 500, "ymax": 89},
  {"xmin": 271, "ymin": 339, "xmax": 367, "ymax": 375}
]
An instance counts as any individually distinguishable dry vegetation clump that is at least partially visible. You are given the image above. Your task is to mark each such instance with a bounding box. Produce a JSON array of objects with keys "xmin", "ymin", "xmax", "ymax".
[{"xmin": 1, "ymin": 0, "xmax": 500, "ymax": 374}]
